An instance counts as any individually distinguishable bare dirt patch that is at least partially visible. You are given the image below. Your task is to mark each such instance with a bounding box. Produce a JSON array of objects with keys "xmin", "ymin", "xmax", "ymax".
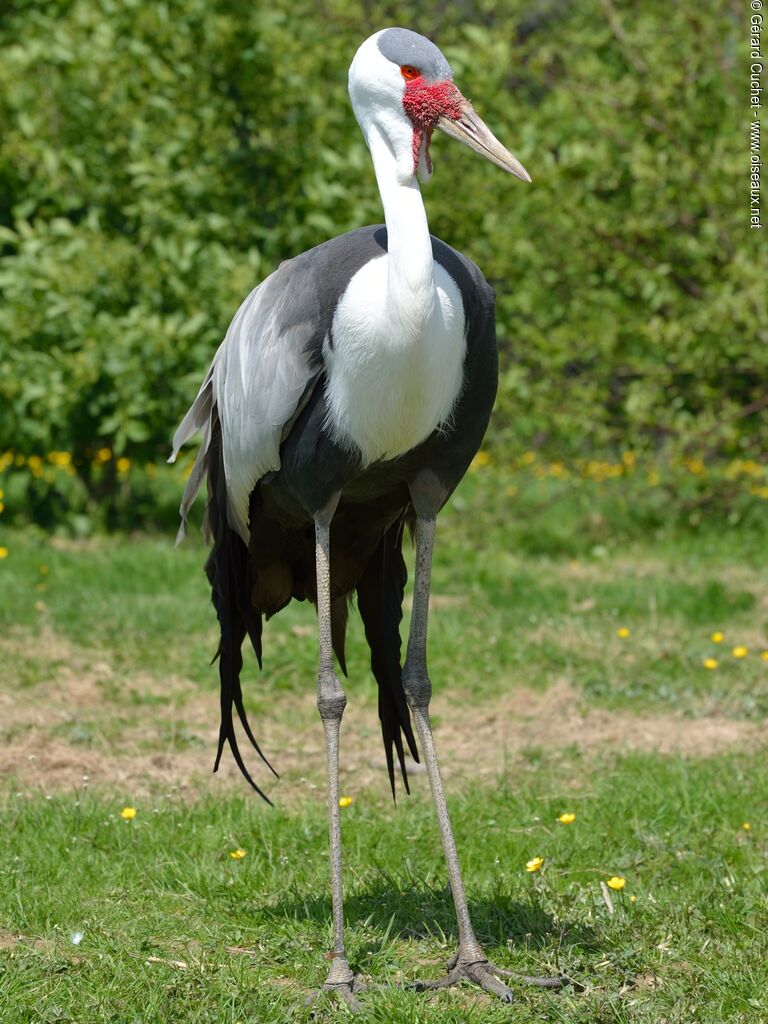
[
  {"xmin": 438, "ymin": 678, "xmax": 763, "ymax": 764},
  {"xmin": 1, "ymin": 629, "xmax": 764, "ymax": 803},
  {"xmin": 0, "ymin": 929, "xmax": 20, "ymax": 951}
]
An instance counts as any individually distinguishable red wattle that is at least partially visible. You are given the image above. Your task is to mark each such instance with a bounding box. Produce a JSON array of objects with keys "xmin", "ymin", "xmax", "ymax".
[
  {"xmin": 403, "ymin": 78, "xmax": 463, "ymax": 127},
  {"xmin": 402, "ymin": 78, "xmax": 463, "ymax": 174},
  {"xmin": 411, "ymin": 126, "xmax": 434, "ymax": 175}
]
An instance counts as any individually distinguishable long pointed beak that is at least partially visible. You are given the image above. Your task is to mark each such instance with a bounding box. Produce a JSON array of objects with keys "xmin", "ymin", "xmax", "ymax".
[{"xmin": 436, "ymin": 97, "xmax": 531, "ymax": 183}]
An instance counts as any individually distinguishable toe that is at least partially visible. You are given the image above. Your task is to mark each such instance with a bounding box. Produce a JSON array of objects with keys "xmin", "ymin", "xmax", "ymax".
[
  {"xmin": 471, "ymin": 966, "xmax": 515, "ymax": 1003},
  {"xmin": 410, "ymin": 969, "xmax": 461, "ymax": 992},
  {"xmin": 494, "ymin": 966, "xmax": 570, "ymax": 988},
  {"xmin": 337, "ymin": 986, "xmax": 363, "ymax": 1012}
]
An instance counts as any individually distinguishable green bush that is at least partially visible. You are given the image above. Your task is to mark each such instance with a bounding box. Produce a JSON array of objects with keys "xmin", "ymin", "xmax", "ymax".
[{"xmin": 0, "ymin": 0, "xmax": 763, "ymax": 529}]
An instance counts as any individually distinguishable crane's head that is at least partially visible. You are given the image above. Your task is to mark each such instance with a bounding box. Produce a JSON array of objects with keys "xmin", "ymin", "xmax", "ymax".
[{"xmin": 349, "ymin": 28, "xmax": 530, "ymax": 186}]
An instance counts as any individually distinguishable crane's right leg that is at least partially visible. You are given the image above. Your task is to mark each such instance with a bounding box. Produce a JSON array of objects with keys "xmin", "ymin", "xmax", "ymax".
[
  {"xmin": 403, "ymin": 510, "xmax": 568, "ymax": 1001},
  {"xmin": 308, "ymin": 502, "xmax": 365, "ymax": 1011}
]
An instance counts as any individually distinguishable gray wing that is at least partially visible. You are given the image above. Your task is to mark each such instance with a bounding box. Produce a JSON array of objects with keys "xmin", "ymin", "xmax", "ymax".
[
  {"xmin": 169, "ymin": 226, "xmax": 390, "ymax": 542},
  {"xmin": 169, "ymin": 256, "xmax": 322, "ymax": 542}
]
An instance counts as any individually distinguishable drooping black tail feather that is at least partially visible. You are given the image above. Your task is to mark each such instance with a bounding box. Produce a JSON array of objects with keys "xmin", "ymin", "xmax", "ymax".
[
  {"xmin": 331, "ymin": 596, "xmax": 349, "ymax": 677},
  {"xmin": 357, "ymin": 518, "xmax": 419, "ymax": 801},
  {"xmin": 204, "ymin": 409, "xmax": 277, "ymax": 802}
]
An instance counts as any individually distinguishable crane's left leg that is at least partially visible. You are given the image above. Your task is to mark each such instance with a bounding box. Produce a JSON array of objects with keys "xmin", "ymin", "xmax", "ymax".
[
  {"xmin": 307, "ymin": 503, "xmax": 366, "ymax": 1011},
  {"xmin": 403, "ymin": 509, "xmax": 567, "ymax": 1002}
]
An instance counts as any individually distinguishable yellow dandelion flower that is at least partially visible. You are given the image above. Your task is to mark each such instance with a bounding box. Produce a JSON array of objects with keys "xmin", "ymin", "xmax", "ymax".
[
  {"xmin": 711, "ymin": 632, "xmax": 724, "ymax": 643},
  {"xmin": 741, "ymin": 822, "xmax": 751, "ymax": 831},
  {"xmin": 761, "ymin": 651, "xmax": 768, "ymax": 662},
  {"xmin": 469, "ymin": 450, "xmax": 491, "ymax": 471},
  {"xmin": 521, "ymin": 450, "xmax": 537, "ymax": 465},
  {"xmin": 120, "ymin": 806, "xmax": 137, "ymax": 820},
  {"xmin": 0, "ymin": 502, "xmax": 4, "ymax": 514},
  {"xmin": 526, "ymin": 856, "xmax": 545, "ymax": 873},
  {"xmin": 732, "ymin": 646, "xmax": 748, "ymax": 659},
  {"xmin": 629, "ymin": 894, "xmax": 637, "ymax": 903},
  {"xmin": 616, "ymin": 627, "xmax": 630, "ymax": 638},
  {"xmin": 606, "ymin": 876, "xmax": 626, "ymax": 891},
  {"xmin": 0, "ymin": 488, "xmax": 3, "ymax": 498},
  {"xmin": 229, "ymin": 848, "xmax": 246, "ymax": 860},
  {"xmin": 0, "ymin": 547, "xmax": 9, "ymax": 559},
  {"xmin": 557, "ymin": 812, "xmax": 576, "ymax": 825},
  {"xmin": 339, "ymin": 796, "xmax": 353, "ymax": 808},
  {"xmin": 703, "ymin": 658, "xmax": 718, "ymax": 670},
  {"xmin": 116, "ymin": 457, "xmax": 131, "ymax": 474}
]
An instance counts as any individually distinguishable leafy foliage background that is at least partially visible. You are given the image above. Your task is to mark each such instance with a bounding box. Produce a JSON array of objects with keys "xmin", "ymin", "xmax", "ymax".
[{"xmin": 0, "ymin": 0, "xmax": 763, "ymax": 526}]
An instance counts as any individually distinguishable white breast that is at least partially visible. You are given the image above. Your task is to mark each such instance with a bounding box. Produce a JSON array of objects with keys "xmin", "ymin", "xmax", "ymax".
[{"xmin": 323, "ymin": 255, "xmax": 466, "ymax": 465}]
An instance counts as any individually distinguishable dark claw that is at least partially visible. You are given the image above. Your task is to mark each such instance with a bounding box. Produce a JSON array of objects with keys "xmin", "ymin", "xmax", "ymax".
[{"xmin": 469, "ymin": 963, "xmax": 515, "ymax": 1003}]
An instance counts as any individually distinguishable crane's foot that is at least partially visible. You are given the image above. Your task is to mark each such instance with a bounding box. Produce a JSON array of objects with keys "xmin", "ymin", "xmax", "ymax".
[
  {"xmin": 305, "ymin": 956, "xmax": 367, "ymax": 1013},
  {"xmin": 410, "ymin": 947, "xmax": 570, "ymax": 1004}
]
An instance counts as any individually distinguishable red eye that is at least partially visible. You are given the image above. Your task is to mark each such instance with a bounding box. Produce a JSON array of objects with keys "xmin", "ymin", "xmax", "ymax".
[{"xmin": 400, "ymin": 65, "xmax": 420, "ymax": 81}]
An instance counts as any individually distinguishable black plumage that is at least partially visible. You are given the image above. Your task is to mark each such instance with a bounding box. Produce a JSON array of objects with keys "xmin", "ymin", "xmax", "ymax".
[{"xmin": 201, "ymin": 226, "xmax": 497, "ymax": 800}]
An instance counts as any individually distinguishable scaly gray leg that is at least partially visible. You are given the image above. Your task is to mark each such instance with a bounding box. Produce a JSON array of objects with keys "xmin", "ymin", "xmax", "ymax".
[
  {"xmin": 306, "ymin": 504, "xmax": 366, "ymax": 1012},
  {"xmin": 403, "ymin": 515, "xmax": 568, "ymax": 1002}
]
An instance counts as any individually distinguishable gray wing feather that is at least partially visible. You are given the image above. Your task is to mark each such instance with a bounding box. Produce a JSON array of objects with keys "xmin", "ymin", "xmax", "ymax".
[
  {"xmin": 169, "ymin": 366, "xmax": 214, "ymax": 543},
  {"xmin": 171, "ymin": 366, "xmax": 213, "ymax": 456},
  {"xmin": 169, "ymin": 257, "xmax": 321, "ymax": 542}
]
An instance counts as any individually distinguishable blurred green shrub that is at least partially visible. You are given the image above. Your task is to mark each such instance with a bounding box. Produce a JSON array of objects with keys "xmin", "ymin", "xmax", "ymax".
[
  {"xmin": 2, "ymin": 443, "xmax": 767, "ymax": 538},
  {"xmin": 0, "ymin": 0, "xmax": 763, "ymax": 530}
]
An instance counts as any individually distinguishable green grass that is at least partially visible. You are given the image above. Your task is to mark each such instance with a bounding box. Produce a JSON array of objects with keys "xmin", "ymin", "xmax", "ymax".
[
  {"xmin": 1, "ymin": 470, "xmax": 767, "ymax": 1021},
  {"xmin": 2, "ymin": 754, "xmax": 767, "ymax": 1023}
]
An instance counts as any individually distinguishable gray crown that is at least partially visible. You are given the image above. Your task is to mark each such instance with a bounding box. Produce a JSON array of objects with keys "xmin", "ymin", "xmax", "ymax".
[{"xmin": 377, "ymin": 28, "xmax": 453, "ymax": 82}]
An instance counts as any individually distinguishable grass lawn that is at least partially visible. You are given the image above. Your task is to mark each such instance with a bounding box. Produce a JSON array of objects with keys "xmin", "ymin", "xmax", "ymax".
[{"xmin": 1, "ymin": 469, "xmax": 767, "ymax": 1022}]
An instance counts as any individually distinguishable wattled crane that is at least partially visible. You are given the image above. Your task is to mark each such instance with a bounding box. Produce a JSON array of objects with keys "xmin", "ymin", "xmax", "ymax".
[{"xmin": 171, "ymin": 26, "xmax": 565, "ymax": 1008}]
